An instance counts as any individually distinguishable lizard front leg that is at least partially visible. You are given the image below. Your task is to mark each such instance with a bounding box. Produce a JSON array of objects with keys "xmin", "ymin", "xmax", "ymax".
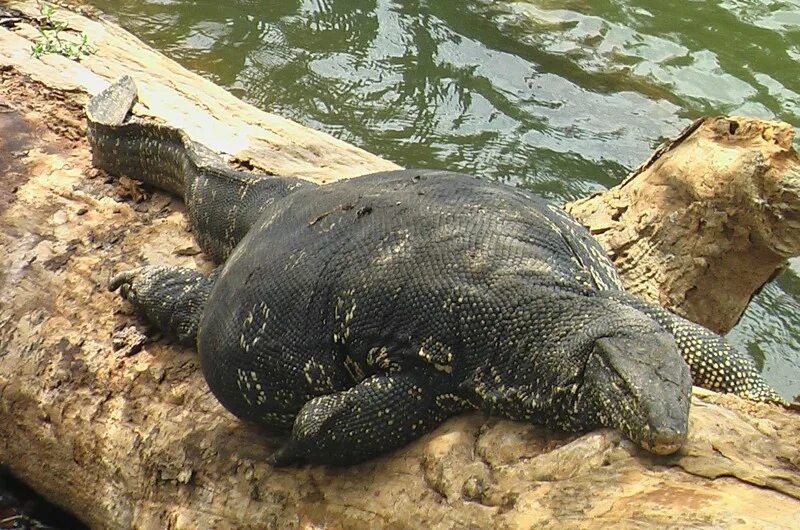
[{"xmin": 269, "ymin": 371, "xmax": 468, "ymax": 466}]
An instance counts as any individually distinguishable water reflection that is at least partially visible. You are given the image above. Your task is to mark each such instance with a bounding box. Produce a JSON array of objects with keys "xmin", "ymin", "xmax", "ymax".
[
  {"xmin": 87, "ymin": 0, "xmax": 800, "ymax": 397},
  {"xmin": 495, "ymin": 0, "xmax": 800, "ymax": 123}
]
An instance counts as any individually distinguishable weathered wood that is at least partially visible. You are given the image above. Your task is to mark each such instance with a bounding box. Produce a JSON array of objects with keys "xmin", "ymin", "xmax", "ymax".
[{"xmin": 1, "ymin": 2, "xmax": 799, "ymax": 529}]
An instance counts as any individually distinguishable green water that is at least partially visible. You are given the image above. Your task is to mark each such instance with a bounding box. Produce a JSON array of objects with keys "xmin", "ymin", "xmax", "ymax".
[{"xmin": 86, "ymin": 0, "xmax": 800, "ymax": 399}]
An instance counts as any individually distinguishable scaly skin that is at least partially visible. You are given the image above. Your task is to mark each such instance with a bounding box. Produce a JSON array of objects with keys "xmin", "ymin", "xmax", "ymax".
[{"xmin": 91, "ymin": 77, "xmax": 784, "ymax": 466}]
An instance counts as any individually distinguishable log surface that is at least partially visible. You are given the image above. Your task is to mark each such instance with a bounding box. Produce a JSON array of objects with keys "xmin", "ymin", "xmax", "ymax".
[{"xmin": 1, "ymin": 2, "xmax": 799, "ymax": 529}]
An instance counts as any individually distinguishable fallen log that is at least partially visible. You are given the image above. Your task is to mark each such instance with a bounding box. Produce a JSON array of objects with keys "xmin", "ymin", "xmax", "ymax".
[{"xmin": 0, "ymin": 2, "xmax": 798, "ymax": 529}]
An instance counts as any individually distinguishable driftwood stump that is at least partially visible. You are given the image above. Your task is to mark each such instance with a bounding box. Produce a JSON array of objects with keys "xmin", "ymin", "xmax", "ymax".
[
  {"xmin": 568, "ymin": 117, "xmax": 800, "ymax": 334},
  {"xmin": 1, "ymin": 2, "xmax": 799, "ymax": 528}
]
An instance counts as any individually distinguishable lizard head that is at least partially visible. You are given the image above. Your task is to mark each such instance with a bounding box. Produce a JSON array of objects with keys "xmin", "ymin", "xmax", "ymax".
[{"xmin": 580, "ymin": 331, "xmax": 692, "ymax": 455}]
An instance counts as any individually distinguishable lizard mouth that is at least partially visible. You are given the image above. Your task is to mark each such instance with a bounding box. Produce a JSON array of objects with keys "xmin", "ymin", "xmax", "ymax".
[
  {"xmin": 648, "ymin": 441, "xmax": 682, "ymax": 455},
  {"xmin": 638, "ymin": 427, "xmax": 685, "ymax": 455}
]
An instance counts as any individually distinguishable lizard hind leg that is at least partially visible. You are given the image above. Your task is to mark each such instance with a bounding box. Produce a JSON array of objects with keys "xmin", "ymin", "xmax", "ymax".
[
  {"xmin": 110, "ymin": 265, "xmax": 218, "ymax": 346},
  {"xmin": 268, "ymin": 371, "xmax": 467, "ymax": 466}
]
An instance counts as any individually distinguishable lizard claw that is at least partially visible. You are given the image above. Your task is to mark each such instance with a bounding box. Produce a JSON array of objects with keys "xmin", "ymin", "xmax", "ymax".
[
  {"xmin": 267, "ymin": 442, "xmax": 304, "ymax": 467},
  {"xmin": 109, "ymin": 268, "xmax": 144, "ymax": 300}
]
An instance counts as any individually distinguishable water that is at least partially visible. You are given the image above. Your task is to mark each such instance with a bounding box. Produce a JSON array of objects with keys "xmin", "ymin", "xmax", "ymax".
[{"xmin": 85, "ymin": 0, "xmax": 800, "ymax": 399}]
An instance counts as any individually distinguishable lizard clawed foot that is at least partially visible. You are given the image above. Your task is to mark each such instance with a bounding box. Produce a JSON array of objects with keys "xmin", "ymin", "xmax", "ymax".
[
  {"xmin": 109, "ymin": 265, "xmax": 216, "ymax": 345},
  {"xmin": 109, "ymin": 268, "xmax": 145, "ymax": 300},
  {"xmin": 109, "ymin": 265, "xmax": 174, "ymax": 307}
]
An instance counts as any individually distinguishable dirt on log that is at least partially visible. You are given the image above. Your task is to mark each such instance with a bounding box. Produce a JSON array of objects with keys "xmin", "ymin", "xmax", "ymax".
[{"xmin": 1, "ymin": 2, "xmax": 799, "ymax": 529}]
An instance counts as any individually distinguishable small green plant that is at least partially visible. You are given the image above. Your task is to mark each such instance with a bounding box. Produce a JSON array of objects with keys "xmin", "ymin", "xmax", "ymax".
[{"xmin": 30, "ymin": 3, "xmax": 91, "ymax": 61}]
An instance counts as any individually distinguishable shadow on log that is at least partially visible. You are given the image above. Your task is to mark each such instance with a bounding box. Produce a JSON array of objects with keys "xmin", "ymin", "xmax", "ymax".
[{"xmin": 0, "ymin": 1, "xmax": 799, "ymax": 528}]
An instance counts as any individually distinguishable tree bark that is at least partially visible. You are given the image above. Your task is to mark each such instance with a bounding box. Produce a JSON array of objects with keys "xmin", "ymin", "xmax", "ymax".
[{"xmin": 1, "ymin": 2, "xmax": 799, "ymax": 529}]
